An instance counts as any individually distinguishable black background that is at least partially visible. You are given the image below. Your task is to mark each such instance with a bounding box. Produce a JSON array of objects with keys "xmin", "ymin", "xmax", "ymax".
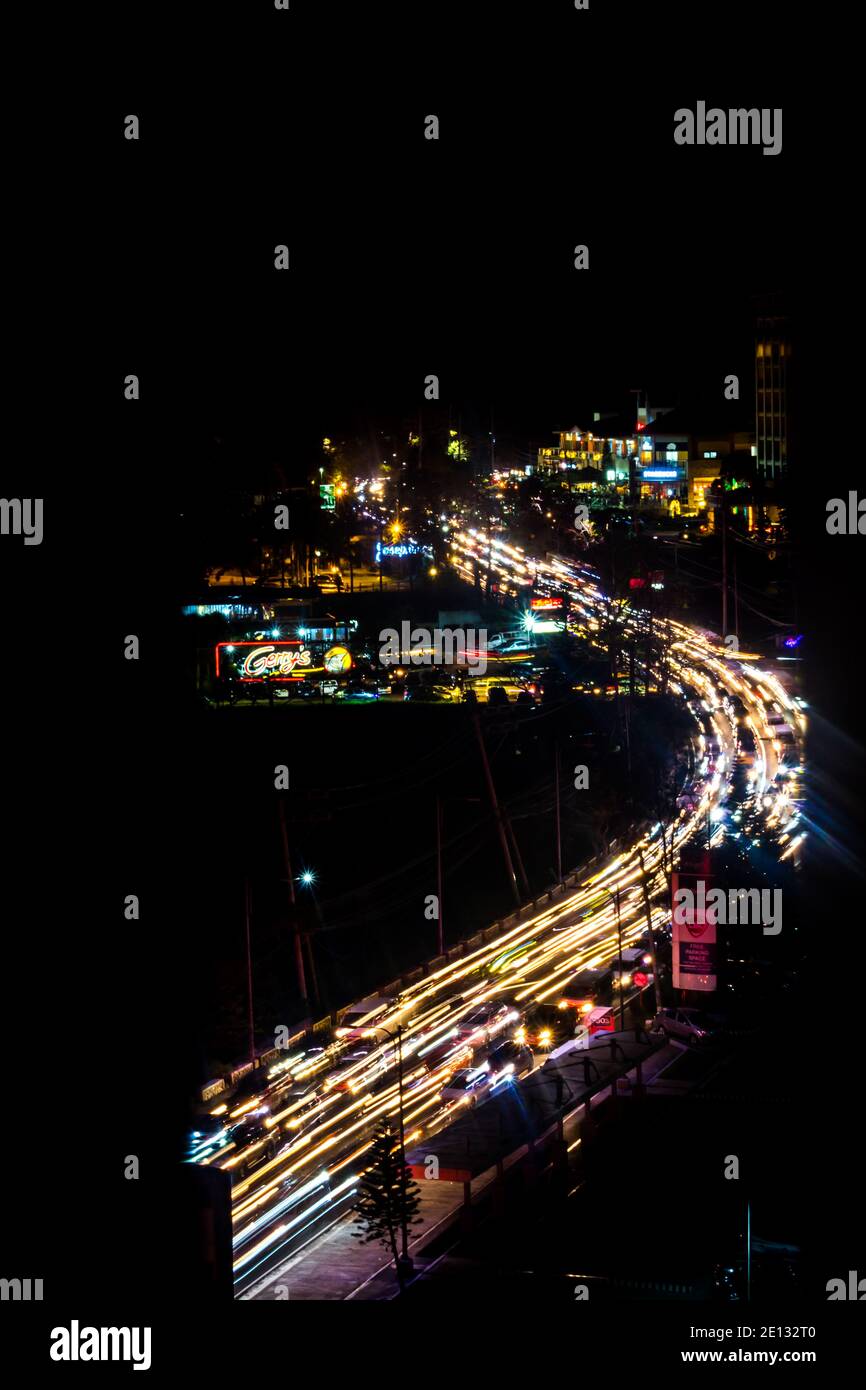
[{"xmin": 2, "ymin": 0, "xmax": 863, "ymax": 1372}]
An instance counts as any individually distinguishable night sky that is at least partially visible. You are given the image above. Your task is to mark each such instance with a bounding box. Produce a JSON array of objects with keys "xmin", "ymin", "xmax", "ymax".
[{"xmin": 2, "ymin": 0, "xmax": 861, "ymax": 1362}]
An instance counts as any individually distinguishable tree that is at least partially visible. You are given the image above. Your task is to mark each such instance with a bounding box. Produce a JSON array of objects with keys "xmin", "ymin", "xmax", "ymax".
[{"xmin": 353, "ymin": 1117, "xmax": 422, "ymax": 1289}]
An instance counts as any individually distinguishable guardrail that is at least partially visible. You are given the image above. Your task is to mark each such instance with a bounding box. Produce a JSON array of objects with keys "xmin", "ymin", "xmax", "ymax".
[{"xmin": 200, "ymin": 830, "xmax": 665, "ymax": 1106}]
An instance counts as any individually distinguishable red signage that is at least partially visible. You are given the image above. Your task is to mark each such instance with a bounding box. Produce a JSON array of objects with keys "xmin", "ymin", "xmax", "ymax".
[
  {"xmin": 408, "ymin": 1164, "xmax": 472, "ymax": 1183},
  {"xmin": 530, "ymin": 596, "xmax": 563, "ymax": 610},
  {"xmin": 633, "ymin": 971, "xmax": 648, "ymax": 989}
]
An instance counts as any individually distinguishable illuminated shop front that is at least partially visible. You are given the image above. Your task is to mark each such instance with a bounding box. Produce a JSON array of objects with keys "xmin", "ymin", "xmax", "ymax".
[{"xmin": 215, "ymin": 639, "xmax": 324, "ymax": 684}]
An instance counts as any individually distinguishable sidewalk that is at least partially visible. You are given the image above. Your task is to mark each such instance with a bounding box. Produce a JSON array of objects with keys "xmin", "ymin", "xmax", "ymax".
[
  {"xmin": 243, "ymin": 1176, "xmax": 463, "ymax": 1301},
  {"xmin": 244, "ymin": 1038, "xmax": 681, "ymax": 1301}
]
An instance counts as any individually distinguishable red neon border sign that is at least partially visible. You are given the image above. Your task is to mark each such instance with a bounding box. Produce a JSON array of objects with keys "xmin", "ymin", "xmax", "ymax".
[{"xmin": 215, "ymin": 640, "xmax": 323, "ymax": 681}]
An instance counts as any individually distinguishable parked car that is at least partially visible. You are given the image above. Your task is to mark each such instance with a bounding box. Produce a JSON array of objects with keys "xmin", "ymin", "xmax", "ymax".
[
  {"xmin": 651, "ymin": 1006, "xmax": 718, "ymax": 1045},
  {"xmin": 404, "ymin": 685, "xmax": 456, "ymax": 703}
]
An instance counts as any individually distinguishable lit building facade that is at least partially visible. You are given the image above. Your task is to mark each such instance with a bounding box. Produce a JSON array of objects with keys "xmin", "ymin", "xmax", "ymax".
[
  {"xmin": 537, "ymin": 427, "xmax": 637, "ymax": 477},
  {"xmin": 755, "ymin": 312, "xmax": 791, "ymax": 480}
]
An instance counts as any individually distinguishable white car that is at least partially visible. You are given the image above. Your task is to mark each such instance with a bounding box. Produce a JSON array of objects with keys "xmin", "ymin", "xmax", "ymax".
[
  {"xmin": 454, "ymin": 1001, "xmax": 516, "ymax": 1045},
  {"xmin": 440, "ymin": 1065, "xmax": 491, "ymax": 1109}
]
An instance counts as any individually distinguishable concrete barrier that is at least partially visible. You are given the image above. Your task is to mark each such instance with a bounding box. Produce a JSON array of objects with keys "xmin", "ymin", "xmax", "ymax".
[{"xmin": 229, "ymin": 1062, "xmax": 254, "ymax": 1086}]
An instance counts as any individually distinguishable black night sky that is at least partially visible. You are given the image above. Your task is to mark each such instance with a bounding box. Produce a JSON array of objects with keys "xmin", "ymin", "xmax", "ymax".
[{"xmin": 2, "ymin": 0, "xmax": 861, "ymax": 1366}]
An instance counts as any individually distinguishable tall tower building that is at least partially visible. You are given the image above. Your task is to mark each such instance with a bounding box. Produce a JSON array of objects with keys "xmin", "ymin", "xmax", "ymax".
[{"xmin": 755, "ymin": 296, "xmax": 792, "ymax": 481}]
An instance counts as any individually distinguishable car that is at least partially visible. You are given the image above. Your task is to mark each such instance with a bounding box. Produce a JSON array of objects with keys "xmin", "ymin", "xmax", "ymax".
[
  {"xmin": 556, "ymin": 967, "xmax": 613, "ymax": 1015},
  {"xmin": 403, "ymin": 685, "xmax": 456, "ymax": 703},
  {"xmin": 417, "ymin": 1034, "xmax": 474, "ymax": 1075},
  {"xmin": 319, "ymin": 678, "xmax": 339, "ymax": 696},
  {"xmin": 610, "ymin": 947, "xmax": 653, "ymax": 990},
  {"xmin": 650, "ymin": 1006, "xmax": 717, "ymax": 1045},
  {"xmin": 225, "ymin": 1068, "xmax": 274, "ymax": 1121},
  {"xmin": 277, "ymin": 1083, "xmax": 321, "ymax": 1134},
  {"xmin": 766, "ymin": 709, "xmax": 793, "ymax": 734},
  {"xmin": 440, "ymin": 1064, "xmax": 492, "ymax": 1109},
  {"xmin": 485, "ymin": 1038, "xmax": 534, "ymax": 1084},
  {"xmin": 454, "ymin": 1001, "xmax": 516, "ymax": 1045},
  {"xmin": 186, "ymin": 1113, "xmax": 232, "ymax": 1161},
  {"xmin": 335, "ymin": 996, "xmax": 395, "ymax": 1040},
  {"xmin": 336, "ymin": 679, "xmax": 379, "ymax": 702},
  {"xmin": 488, "ymin": 939, "xmax": 537, "ymax": 975},
  {"xmin": 322, "ymin": 1047, "xmax": 378, "ymax": 1093},
  {"xmin": 227, "ymin": 1118, "xmax": 281, "ymax": 1177},
  {"xmin": 515, "ymin": 1002, "xmax": 573, "ymax": 1051}
]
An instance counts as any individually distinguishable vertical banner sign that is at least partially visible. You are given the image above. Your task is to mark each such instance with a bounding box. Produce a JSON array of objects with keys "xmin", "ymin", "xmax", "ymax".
[{"xmin": 672, "ymin": 846, "xmax": 718, "ymax": 992}]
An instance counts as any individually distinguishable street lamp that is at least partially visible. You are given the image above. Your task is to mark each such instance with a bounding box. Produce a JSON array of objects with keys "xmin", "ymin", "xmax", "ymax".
[{"xmin": 299, "ymin": 869, "xmax": 316, "ymax": 887}]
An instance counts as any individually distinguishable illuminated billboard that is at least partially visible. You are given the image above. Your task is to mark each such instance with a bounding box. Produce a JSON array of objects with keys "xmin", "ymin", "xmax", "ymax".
[{"xmin": 215, "ymin": 640, "xmax": 323, "ymax": 682}]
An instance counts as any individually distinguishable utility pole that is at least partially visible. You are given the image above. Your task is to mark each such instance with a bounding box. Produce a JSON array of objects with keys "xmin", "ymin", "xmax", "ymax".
[
  {"xmin": 244, "ymin": 877, "xmax": 256, "ymax": 1065},
  {"xmin": 721, "ymin": 487, "xmax": 729, "ymax": 637},
  {"xmin": 637, "ymin": 846, "xmax": 664, "ymax": 1019},
  {"xmin": 435, "ymin": 796, "xmax": 444, "ymax": 955},
  {"xmin": 472, "ymin": 712, "xmax": 521, "ymax": 907},
  {"xmin": 277, "ymin": 799, "xmax": 308, "ymax": 1011},
  {"xmin": 504, "ymin": 808, "xmax": 530, "ymax": 897},
  {"xmin": 554, "ymin": 740, "xmax": 562, "ymax": 884}
]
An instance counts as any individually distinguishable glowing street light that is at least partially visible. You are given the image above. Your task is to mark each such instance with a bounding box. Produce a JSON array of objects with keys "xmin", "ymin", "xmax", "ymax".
[{"xmin": 299, "ymin": 870, "xmax": 317, "ymax": 887}]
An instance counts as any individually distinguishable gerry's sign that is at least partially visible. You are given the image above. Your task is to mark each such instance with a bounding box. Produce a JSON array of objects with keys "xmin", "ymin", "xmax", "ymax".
[{"xmin": 216, "ymin": 640, "xmax": 314, "ymax": 680}]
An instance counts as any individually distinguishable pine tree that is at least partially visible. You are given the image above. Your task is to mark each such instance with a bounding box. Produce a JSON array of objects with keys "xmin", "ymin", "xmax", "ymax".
[{"xmin": 352, "ymin": 1117, "xmax": 423, "ymax": 1286}]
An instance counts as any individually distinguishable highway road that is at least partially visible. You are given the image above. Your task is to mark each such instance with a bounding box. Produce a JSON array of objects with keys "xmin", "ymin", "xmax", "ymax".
[{"xmin": 190, "ymin": 525, "xmax": 805, "ymax": 1297}]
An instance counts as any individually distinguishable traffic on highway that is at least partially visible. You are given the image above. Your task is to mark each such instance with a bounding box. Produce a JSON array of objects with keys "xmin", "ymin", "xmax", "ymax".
[{"xmin": 186, "ymin": 524, "xmax": 804, "ymax": 1297}]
